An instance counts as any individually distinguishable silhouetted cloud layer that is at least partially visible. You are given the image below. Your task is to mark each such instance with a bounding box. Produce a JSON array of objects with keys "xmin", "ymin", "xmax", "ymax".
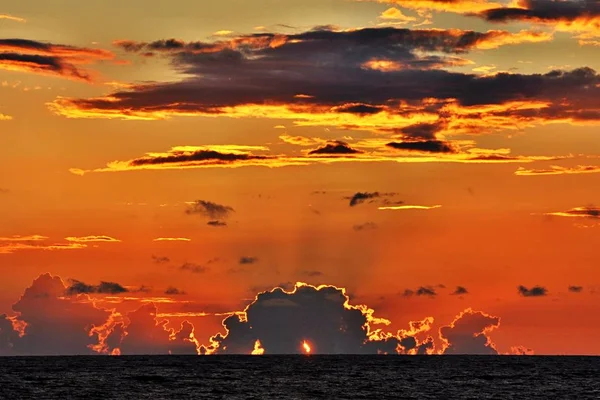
[
  {"xmin": 48, "ymin": 26, "xmax": 598, "ymax": 140},
  {"xmin": 0, "ymin": 39, "xmax": 115, "ymax": 81},
  {"xmin": 0, "ymin": 276, "xmax": 531, "ymax": 356},
  {"xmin": 206, "ymin": 283, "xmax": 435, "ymax": 355},
  {"xmin": 440, "ymin": 308, "xmax": 500, "ymax": 354}
]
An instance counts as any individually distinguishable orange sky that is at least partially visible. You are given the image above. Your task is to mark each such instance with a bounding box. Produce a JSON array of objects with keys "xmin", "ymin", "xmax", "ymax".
[{"xmin": 1, "ymin": 0, "xmax": 600, "ymax": 356}]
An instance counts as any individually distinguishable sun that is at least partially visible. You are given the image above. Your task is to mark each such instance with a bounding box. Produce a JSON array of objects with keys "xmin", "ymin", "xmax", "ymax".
[{"xmin": 302, "ymin": 340, "xmax": 311, "ymax": 354}]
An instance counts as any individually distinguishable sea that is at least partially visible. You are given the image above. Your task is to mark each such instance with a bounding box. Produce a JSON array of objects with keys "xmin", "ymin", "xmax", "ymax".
[{"xmin": 0, "ymin": 355, "xmax": 599, "ymax": 399}]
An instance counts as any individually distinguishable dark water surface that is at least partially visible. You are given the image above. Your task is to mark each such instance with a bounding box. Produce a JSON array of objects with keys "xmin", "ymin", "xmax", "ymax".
[{"xmin": 1, "ymin": 356, "xmax": 599, "ymax": 399}]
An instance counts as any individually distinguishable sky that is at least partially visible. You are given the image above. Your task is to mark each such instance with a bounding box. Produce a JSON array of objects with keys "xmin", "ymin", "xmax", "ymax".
[{"xmin": 1, "ymin": 0, "xmax": 600, "ymax": 356}]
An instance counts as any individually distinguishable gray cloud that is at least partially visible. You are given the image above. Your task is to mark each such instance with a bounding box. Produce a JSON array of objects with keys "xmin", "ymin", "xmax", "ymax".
[{"xmin": 518, "ymin": 285, "xmax": 548, "ymax": 297}]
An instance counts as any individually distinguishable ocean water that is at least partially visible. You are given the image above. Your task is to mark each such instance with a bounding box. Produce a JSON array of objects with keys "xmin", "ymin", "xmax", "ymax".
[{"xmin": 1, "ymin": 356, "xmax": 599, "ymax": 399}]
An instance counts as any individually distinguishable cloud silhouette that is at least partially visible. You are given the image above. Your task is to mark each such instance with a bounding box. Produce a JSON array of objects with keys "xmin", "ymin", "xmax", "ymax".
[
  {"xmin": 98, "ymin": 304, "xmax": 198, "ymax": 355},
  {"xmin": 518, "ymin": 285, "xmax": 548, "ymax": 297},
  {"xmin": 308, "ymin": 141, "xmax": 363, "ymax": 155},
  {"xmin": 206, "ymin": 283, "xmax": 434, "ymax": 355},
  {"xmin": 65, "ymin": 280, "xmax": 128, "ymax": 295},
  {"xmin": 185, "ymin": 200, "xmax": 234, "ymax": 220},
  {"xmin": 451, "ymin": 286, "xmax": 469, "ymax": 295},
  {"xmin": 440, "ymin": 308, "xmax": 500, "ymax": 355},
  {"xmin": 239, "ymin": 256, "xmax": 258, "ymax": 265}
]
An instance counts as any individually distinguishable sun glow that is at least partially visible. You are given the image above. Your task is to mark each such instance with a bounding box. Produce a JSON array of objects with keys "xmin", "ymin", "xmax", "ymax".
[{"xmin": 302, "ymin": 340, "xmax": 312, "ymax": 354}]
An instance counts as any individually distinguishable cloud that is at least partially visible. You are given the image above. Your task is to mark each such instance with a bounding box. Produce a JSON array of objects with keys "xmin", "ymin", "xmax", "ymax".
[
  {"xmin": 48, "ymin": 27, "xmax": 594, "ymax": 141},
  {"xmin": 206, "ymin": 282, "xmax": 434, "ymax": 355},
  {"xmin": 379, "ymin": 7, "xmax": 418, "ymax": 22},
  {"xmin": 207, "ymin": 220, "xmax": 228, "ymax": 227},
  {"xmin": 180, "ymin": 262, "xmax": 208, "ymax": 274},
  {"xmin": 379, "ymin": 204, "xmax": 441, "ymax": 211},
  {"xmin": 65, "ymin": 235, "xmax": 121, "ymax": 243},
  {"xmin": 451, "ymin": 286, "xmax": 469, "ymax": 295},
  {"xmin": 97, "ymin": 304, "xmax": 199, "ymax": 355},
  {"xmin": 279, "ymin": 134, "xmax": 326, "ymax": 146},
  {"xmin": 353, "ymin": 222, "xmax": 379, "ymax": 231},
  {"xmin": 239, "ymin": 256, "xmax": 258, "ymax": 265},
  {"xmin": 518, "ymin": 285, "xmax": 548, "ymax": 297},
  {"xmin": 374, "ymin": 0, "xmax": 502, "ymax": 14},
  {"xmin": 0, "ymin": 188, "xmax": 9, "ymax": 194},
  {"xmin": 185, "ymin": 200, "xmax": 234, "ymax": 220},
  {"xmin": 1, "ymin": 274, "xmax": 112, "ymax": 355},
  {"xmin": 0, "ymin": 235, "xmax": 48, "ymax": 241},
  {"xmin": 439, "ymin": 308, "xmax": 500, "ymax": 354},
  {"xmin": 515, "ymin": 165, "xmax": 600, "ymax": 176},
  {"xmin": 543, "ymin": 206, "xmax": 600, "ymax": 219},
  {"xmin": 165, "ymin": 287, "xmax": 186, "ymax": 295},
  {"xmin": 0, "ymin": 235, "xmax": 87, "ymax": 254},
  {"xmin": 152, "ymin": 255, "xmax": 170, "ymax": 264},
  {"xmin": 69, "ymin": 142, "xmax": 570, "ymax": 175},
  {"xmin": 346, "ymin": 192, "xmax": 400, "ymax": 207},
  {"xmin": 479, "ymin": 0, "xmax": 600, "ymax": 45},
  {"xmin": 65, "ymin": 280, "xmax": 129, "ymax": 295},
  {"xmin": 153, "ymin": 237, "xmax": 191, "ymax": 242},
  {"xmin": 0, "ymin": 14, "xmax": 26, "ymax": 23},
  {"xmin": 0, "ymin": 113, "xmax": 12, "ymax": 121},
  {"xmin": 0, "ymin": 39, "xmax": 116, "ymax": 82},
  {"xmin": 68, "ymin": 145, "xmax": 298, "ymax": 174},
  {"xmin": 402, "ymin": 286, "xmax": 437, "ymax": 297},
  {"xmin": 386, "ymin": 140, "xmax": 457, "ymax": 154},
  {"xmin": 568, "ymin": 285, "xmax": 583, "ymax": 293},
  {"xmin": 301, "ymin": 270, "xmax": 324, "ymax": 277},
  {"xmin": 308, "ymin": 141, "xmax": 363, "ymax": 155},
  {"xmin": 1, "ymin": 276, "xmax": 532, "ymax": 356}
]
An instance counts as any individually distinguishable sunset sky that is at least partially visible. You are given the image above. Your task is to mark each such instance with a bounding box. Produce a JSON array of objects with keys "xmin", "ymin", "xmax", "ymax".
[{"xmin": 1, "ymin": 0, "xmax": 600, "ymax": 356}]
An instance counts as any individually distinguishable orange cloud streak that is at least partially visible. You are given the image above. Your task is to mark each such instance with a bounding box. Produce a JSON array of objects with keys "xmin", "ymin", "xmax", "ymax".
[{"xmin": 515, "ymin": 165, "xmax": 600, "ymax": 176}]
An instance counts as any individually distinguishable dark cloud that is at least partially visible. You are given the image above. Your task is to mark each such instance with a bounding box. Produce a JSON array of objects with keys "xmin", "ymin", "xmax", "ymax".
[
  {"xmin": 0, "ymin": 188, "xmax": 9, "ymax": 194},
  {"xmin": 481, "ymin": 0, "xmax": 600, "ymax": 24},
  {"xmin": 353, "ymin": 222, "xmax": 379, "ymax": 231},
  {"xmin": 440, "ymin": 308, "xmax": 500, "ymax": 355},
  {"xmin": 65, "ymin": 280, "xmax": 128, "ymax": 295},
  {"xmin": 568, "ymin": 285, "xmax": 583, "ymax": 293},
  {"xmin": 51, "ymin": 27, "xmax": 600, "ymax": 137},
  {"xmin": 451, "ymin": 286, "xmax": 469, "ymax": 295},
  {"xmin": 386, "ymin": 140, "xmax": 456, "ymax": 154},
  {"xmin": 345, "ymin": 191, "xmax": 401, "ymax": 207},
  {"xmin": 518, "ymin": 285, "xmax": 548, "ymax": 297},
  {"xmin": 335, "ymin": 104, "xmax": 385, "ymax": 115},
  {"xmin": 403, "ymin": 286, "xmax": 437, "ymax": 297},
  {"xmin": 129, "ymin": 149, "xmax": 270, "ymax": 166},
  {"xmin": 301, "ymin": 270, "xmax": 324, "ymax": 277},
  {"xmin": 207, "ymin": 220, "xmax": 227, "ymax": 227},
  {"xmin": 398, "ymin": 123, "xmax": 443, "ymax": 140},
  {"xmin": 6, "ymin": 274, "xmax": 111, "ymax": 355},
  {"xmin": 207, "ymin": 283, "xmax": 433, "ymax": 354},
  {"xmin": 239, "ymin": 256, "xmax": 258, "ymax": 265},
  {"xmin": 152, "ymin": 255, "xmax": 170, "ymax": 264},
  {"xmin": 165, "ymin": 287, "xmax": 186, "ymax": 295},
  {"xmin": 0, "ymin": 39, "xmax": 114, "ymax": 82},
  {"xmin": 180, "ymin": 262, "xmax": 208, "ymax": 274},
  {"xmin": 185, "ymin": 200, "xmax": 234, "ymax": 220},
  {"xmin": 347, "ymin": 192, "xmax": 381, "ymax": 207},
  {"xmin": 549, "ymin": 206, "xmax": 600, "ymax": 219},
  {"xmin": 308, "ymin": 141, "xmax": 363, "ymax": 155}
]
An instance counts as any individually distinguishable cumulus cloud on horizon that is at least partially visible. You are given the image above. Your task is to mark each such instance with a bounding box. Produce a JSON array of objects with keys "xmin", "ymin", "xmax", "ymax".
[{"xmin": 0, "ymin": 274, "xmax": 531, "ymax": 356}]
